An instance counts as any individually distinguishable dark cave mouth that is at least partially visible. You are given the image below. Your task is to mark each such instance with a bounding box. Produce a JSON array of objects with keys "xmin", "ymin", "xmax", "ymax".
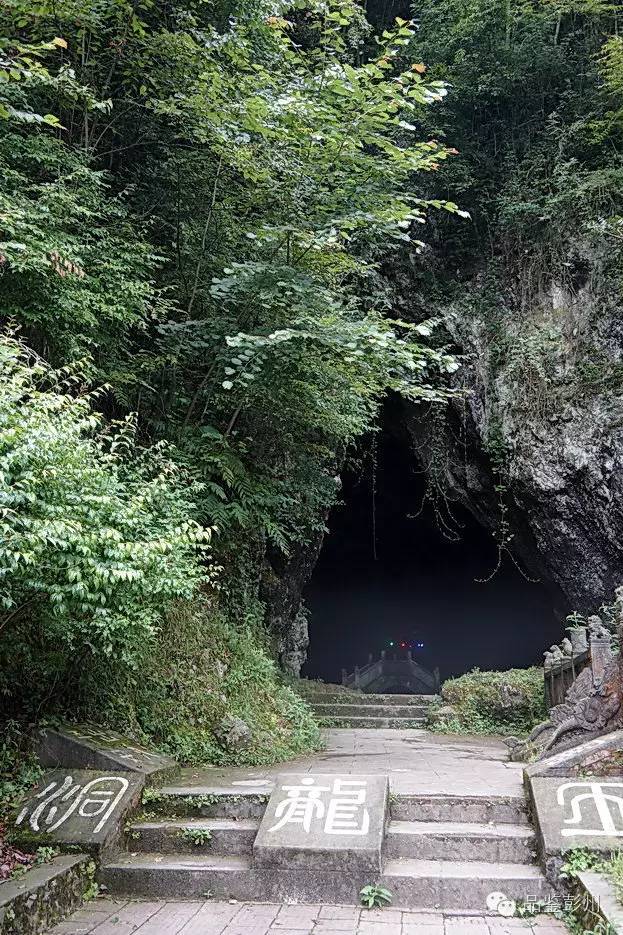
[{"xmin": 301, "ymin": 426, "xmax": 562, "ymax": 686}]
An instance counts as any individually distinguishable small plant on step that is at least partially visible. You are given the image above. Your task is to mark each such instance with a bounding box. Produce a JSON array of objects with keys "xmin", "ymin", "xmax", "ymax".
[
  {"xmin": 559, "ymin": 848, "xmax": 603, "ymax": 880},
  {"xmin": 360, "ymin": 884, "xmax": 393, "ymax": 909},
  {"xmin": 180, "ymin": 827, "xmax": 213, "ymax": 846}
]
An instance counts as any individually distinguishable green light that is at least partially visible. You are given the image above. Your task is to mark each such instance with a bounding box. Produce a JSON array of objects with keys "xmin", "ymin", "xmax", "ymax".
[{"xmin": 389, "ymin": 641, "xmax": 394, "ymax": 647}]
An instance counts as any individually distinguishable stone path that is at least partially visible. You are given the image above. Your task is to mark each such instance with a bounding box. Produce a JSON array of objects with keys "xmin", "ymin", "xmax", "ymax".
[
  {"xmin": 47, "ymin": 729, "xmax": 564, "ymax": 930},
  {"xmin": 48, "ymin": 898, "xmax": 569, "ymax": 935},
  {"xmin": 173, "ymin": 728, "xmax": 524, "ymax": 798}
]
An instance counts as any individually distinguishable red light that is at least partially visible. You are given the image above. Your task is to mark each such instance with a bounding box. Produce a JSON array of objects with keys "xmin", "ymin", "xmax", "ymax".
[{"xmin": 400, "ymin": 642, "xmax": 406, "ymax": 648}]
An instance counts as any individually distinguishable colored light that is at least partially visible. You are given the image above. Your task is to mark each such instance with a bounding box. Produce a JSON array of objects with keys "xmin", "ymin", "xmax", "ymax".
[{"xmin": 389, "ymin": 641, "xmax": 394, "ymax": 647}]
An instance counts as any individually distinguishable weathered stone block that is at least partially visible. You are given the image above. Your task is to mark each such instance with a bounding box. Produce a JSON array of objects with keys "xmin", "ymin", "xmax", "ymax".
[
  {"xmin": 0, "ymin": 854, "xmax": 89, "ymax": 935},
  {"xmin": 525, "ymin": 730, "xmax": 623, "ymax": 779},
  {"xmin": 38, "ymin": 724, "xmax": 177, "ymax": 781},
  {"xmin": 529, "ymin": 775, "xmax": 623, "ymax": 857},
  {"xmin": 11, "ymin": 770, "xmax": 142, "ymax": 852},
  {"xmin": 253, "ymin": 773, "xmax": 388, "ymax": 871}
]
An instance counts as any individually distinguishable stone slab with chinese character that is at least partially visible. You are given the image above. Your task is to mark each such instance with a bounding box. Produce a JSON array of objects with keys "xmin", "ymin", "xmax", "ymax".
[
  {"xmin": 10, "ymin": 769, "xmax": 142, "ymax": 852},
  {"xmin": 253, "ymin": 773, "xmax": 388, "ymax": 871},
  {"xmin": 529, "ymin": 775, "xmax": 623, "ymax": 856},
  {"xmin": 38, "ymin": 724, "xmax": 178, "ymax": 781}
]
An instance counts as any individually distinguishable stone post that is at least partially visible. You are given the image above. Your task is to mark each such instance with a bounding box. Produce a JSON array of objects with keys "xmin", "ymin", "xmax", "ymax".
[
  {"xmin": 407, "ymin": 650, "xmax": 413, "ymax": 661},
  {"xmin": 569, "ymin": 627, "xmax": 588, "ymax": 655},
  {"xmin": 368, "ymin": 653, "xmax": 373, "ymax": 665},
  {"xmin": 433, "ymin": 667, "xmax": 440, "ymax": 692},
  {"xmin": 341, "ymin": 668, "xmax": 347, "ymax": 686},
  {"xmin": 591, "ymin": 638, "xmax": 613, "ymax": 683},
  {"xmin": 381, "ymin": 650, "xmax": 386, "ymax": 661},
  {"xmin": 354, "ymin": 665, "xmax": 360, "ymax": 688}
]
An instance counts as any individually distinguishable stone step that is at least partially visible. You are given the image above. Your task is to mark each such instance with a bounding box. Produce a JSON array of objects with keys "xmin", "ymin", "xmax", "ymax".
[
  {"xmin": 142, "ymin": 787, "xmax": 270, "ymax": 819},
  {"xmin": 311, "ymin": 703, "xmax": 429, "ymax": 718},
  {"xmin": 385, "ymin": 820, "xmax": 535, "ymax": 863},
  {"xmin": 382, "ymin": 859, "xmax": 550, "ymax": 909},
  {"xmin": 317, "ymin": 715, "xmax": 427, "ymax": 729},
  {"xmin": 100, "ymin": 853, "xmax": 550, "ymax": 909},
  {"xmin": 142, "ymin": 785, "xmax": 526, "ymax": 826},
  {"xmin": 390, "ymin": 795, "xmax": 527, "ymax": 825},
  {"xmin": 126, "ymin": 819, "xmax": 258, "ymax": 855},
  {"xmin": 302, "ymin": 692, "xmax": 438, "ymax": 707}
]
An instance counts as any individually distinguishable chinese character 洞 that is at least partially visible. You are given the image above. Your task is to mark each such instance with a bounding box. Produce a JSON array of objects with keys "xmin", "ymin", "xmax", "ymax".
[{"xmin": 16, "ymin": 775, "xmax": 129, "ymax": 835}]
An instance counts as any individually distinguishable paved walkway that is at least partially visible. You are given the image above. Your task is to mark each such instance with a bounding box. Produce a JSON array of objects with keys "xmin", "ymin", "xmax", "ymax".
[
  {"xmin": 168, "ymin": 729, "xmax": 524, "ymax": 798},
  {"xmin": 49, "ymin": 898, "xmax": 569, "ymax": 935},
  {"xmin": 47, "ymin": 730, "xmax": 562, "ymax": 934}
]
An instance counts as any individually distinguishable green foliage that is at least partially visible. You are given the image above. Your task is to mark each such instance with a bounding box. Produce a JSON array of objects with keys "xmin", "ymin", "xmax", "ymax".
[
  {"xmin": 71, "ymin": 599, "xmax": 322, "ymax": 766},
  {"xmin": 360, "ymin": 884, "xmax": 393, "ymax": 909},
  {"xmin": 402, "ymin": 0, "xmax": 623, "ymax": 489},
  {"xmin": 179, "ymin": 827, "xmax": 213, "ymax": 847},
  {"xmin": 562, "ymin": 848, "xmax": 623, "ymax": 908},
  {"xmin": 0, "ymin": 334, "xmax": 213, "ymax": 706},
  {"xmin": 560, "ymin": 848, "xmax": 604, "ymax": 880},
  {"xmin": 0, "ymin": 25, "xmax": 157, "ymax": 364},
  {"xmin": 604, "ymin": 851, "xmax": 623, "ymax": 906},
  {"xmin": 0, "ymin": 0, "xmax": 457, "ymax": 770},
  {"xmin": 1, "ymin": 0, "xmax": 457, "ymax": 560},
  {"xmin": 435, "ymin": 666, "xmax": 547, "ymax": 736},
  {"xmin": 0, "ymin": 722, "xmax": 43, "ymax": 823}
]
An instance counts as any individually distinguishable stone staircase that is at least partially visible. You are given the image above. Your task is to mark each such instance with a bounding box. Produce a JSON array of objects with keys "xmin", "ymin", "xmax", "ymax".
[
  {"xmin": 302, "ymin": 688, "xmax": 438, "ymax": 729},
  {"xmin": 100, "ymin": 781, "xmax": 549, "ymax": 910}
]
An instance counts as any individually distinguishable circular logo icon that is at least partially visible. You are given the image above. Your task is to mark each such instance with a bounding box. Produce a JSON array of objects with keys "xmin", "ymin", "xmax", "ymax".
[
  {"xmin": 486, "ymin": 892, "xmax": 506, "ymax": 912},
  {"xmin": 486, "ymin": 891, "xmax": 517, "ymax": 917},
  {"xmin": 497, "ymin": 898, "xmax": 517, "ymax": 917}
]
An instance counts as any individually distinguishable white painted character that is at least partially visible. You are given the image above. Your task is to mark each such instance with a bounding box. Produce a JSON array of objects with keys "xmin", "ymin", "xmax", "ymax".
[
  {"xmin": 324, "ymin": 778, "xmax": 370, "ymax": 836},
  {"xmin": 269, "ymin": 777, "xmax": 330, "ymax": 833},
  {"xmin": 558, "ymin": 781, "xmax": 623, "ymax": 837},
  {"xmin": 16, "ymin": 775, "xmax": 129, "ymax": 834}
]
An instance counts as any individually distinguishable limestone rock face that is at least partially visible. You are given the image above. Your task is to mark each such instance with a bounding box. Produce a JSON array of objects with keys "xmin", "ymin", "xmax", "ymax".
[
  {"xmin": 260, "ymin": 530, "xmax": 325, "ymax": 676},
  {"xmin": 217, "ymin": 715, "xmax": 252, "ymax": 751},
  {"xmin": 428, "ymin": 704, "xmax": 458, "ymax": 726},
  {"xmin": 403, "ymin": 273, "xmax": 623, "ymax": 613}
]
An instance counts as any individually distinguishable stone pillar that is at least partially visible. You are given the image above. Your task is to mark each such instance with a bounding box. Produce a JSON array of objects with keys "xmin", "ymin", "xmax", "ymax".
[
  {"xmin": 341, "ymin": 668, "xmax": 347, "ymax": 686},
  {"xmin": 591, "ymin": 638, "xmax": 613, "ymax": 683},
  {"xmin": 368, "ymin": 653, "xmax": 373, "ymax": 665},
  {"xmin": 569, "ymin": 627, "xmax": 588, "ymax": 655},
  {"xmin": 381, "ymin": 650, "xmax": 386, "ymax": 661},
  {"xmin": 407, "ymin": 650, "xmax": 412, "ymax": 661},
  {"xmin": 433, "ymin": 667, "xmax": 440, "ymax": 692},
  {"xmin": 354, "ymin": 665, "xmax": 360, "ymax": 688}
]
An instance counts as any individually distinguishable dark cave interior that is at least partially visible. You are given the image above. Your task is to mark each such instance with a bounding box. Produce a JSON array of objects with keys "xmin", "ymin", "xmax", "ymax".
[{"xmin": 302, "ymin": 420, "xmax": 564, "ymax": 685}]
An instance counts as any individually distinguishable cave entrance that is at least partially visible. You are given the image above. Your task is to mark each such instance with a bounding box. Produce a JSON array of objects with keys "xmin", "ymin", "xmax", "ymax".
[{"xmin": 302, "ymin": 418, "xmax": 562, "ymax": 687}]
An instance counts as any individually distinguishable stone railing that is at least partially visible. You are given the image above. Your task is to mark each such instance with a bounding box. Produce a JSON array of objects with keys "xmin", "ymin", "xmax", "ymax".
[
  {"xmin": 342, "ymin": 651, "xmax": 440, "ymax": 694},
  {"xmin": 544, "ymin": 621, "xmax": 612, "ymax": 709}
]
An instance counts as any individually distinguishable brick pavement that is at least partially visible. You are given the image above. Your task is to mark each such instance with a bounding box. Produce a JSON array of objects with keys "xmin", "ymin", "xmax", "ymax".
[{"xmin": 47, "ymin": 899, "xmax": 570, "ymax": 935}]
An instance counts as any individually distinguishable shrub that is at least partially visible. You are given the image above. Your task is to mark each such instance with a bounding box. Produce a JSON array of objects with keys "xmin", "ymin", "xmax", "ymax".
[
  {"xmin": 0, "ymin": 334, "xmax": 321, "ymax": 766},
  {"xmin": 0, "ymin": 333, "xmax": 212, "ymax": 709},
  {"xmin": 75, "ymin": 599, "xmax": 322, "ymax": 766},
  {"xmin": 434, "ymin": 666, "xmax": 547, "ymax": 736}
]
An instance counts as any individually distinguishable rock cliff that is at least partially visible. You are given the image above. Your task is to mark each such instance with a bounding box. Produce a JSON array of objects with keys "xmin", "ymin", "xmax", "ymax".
[{"xmin": 403, "ymin": 266, "xmax": 623, "ymax": 613}]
